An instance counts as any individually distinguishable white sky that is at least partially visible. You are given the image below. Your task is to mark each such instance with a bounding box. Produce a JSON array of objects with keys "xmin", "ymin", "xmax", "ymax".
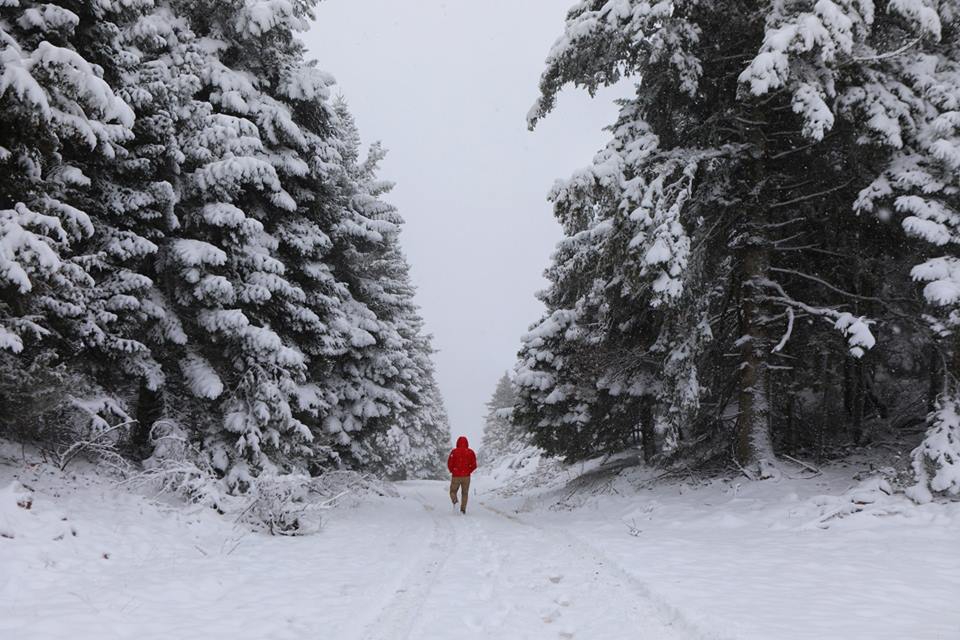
[{"xmin": 304, "ymin": 0, "xmax": 631, "ymax": 448}]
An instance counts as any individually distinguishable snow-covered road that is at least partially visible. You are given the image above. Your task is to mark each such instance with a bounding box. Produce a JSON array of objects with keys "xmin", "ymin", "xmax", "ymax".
[
  {"xmin": 1, "ymin": 471, "xmax": 691, "ymax": 640},
  {"xmin": 3, "ymin": 464, "xmax": 959, "ymax": 640},
  {"xmin": 362, "ymin": 481, "xmax": 690, "ymax": 640}
]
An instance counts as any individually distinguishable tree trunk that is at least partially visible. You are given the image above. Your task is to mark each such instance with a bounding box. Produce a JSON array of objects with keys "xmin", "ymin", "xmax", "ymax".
[
  {"xmin": 133, "ymin": 380, "xmax": 164, "ymax": 460},
  {"xmin": 928, "ymin": 344, "xmax": 943, "ymax": 412},
  {"xmin": 786, "ymin": 392, "xmax": 797, "ymax": 454},
  {"xmin": 843, "ymin": 357, "xmax": 865, "ymax": 444},
  {"xmin": 735, "ymin": 228, "xmax": 774, "ymax": 474},
  {"xmin": 843, "ymin": 358, "xmax": 853, "ymax": 422},
  {"xmin": 640, "ymin": 397, "xmax": 656, "ymax": 463},
  {"xmin": 817, "ymin": 352, "xmax": 831, "ymax": 463},
  {"xmin": 851, "ymin": 361, "xmax": 864, "ymax": 445}
]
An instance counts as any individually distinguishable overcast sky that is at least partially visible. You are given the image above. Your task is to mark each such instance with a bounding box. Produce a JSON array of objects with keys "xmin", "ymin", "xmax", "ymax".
[{"xmin": 304, "ymin": 1, "xmax": 631, "ymax": 448}]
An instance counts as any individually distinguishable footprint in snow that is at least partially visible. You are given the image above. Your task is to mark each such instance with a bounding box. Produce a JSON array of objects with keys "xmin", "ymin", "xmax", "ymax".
[
  {"xmin": 463, "ymin": 614, "xmax": 484, "ymax": 632},
  {"xmin": 478, "ymin": 582, "xmax": 494, "ymax": 601},
  {"xmin": 540, "ymin": 605, "xmax": 563, "ymax": 624}
]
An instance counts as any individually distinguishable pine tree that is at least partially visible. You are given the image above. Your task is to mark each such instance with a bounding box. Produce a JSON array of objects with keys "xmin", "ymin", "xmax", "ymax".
[
  {"xmin": 395, "ymin": 323, "xmax": 453, "ymax": 479},
  {"xmin": 327, "ymin": 116, "xmax": 453, "ymax": 477},
  {"xmin": 479, "ymin": 373, "xmax": 520, "ymax": 466},
  {"xmin": 1, "ymin": 0, "xmax": 451, "ymax": 492},
  {"xmin": 0, "ymin": 0, "xmax": 154, "ymax": 436},
  {"xmin": 517, "ymin": 0, "xmax": 954, "ymax": 481},
  {"xmin": 1, "ymin": 0, "xmax": 135, "ymax": 351},
  {"xmin": 75, "ymin": 0, "xmax": 196, "ymax": 420},
  {"xmin": 738, "ymin": 0, "xmax": 959, "ymax": 492},
  {"xmin": 314, "ymin": 110, "xmax": 413, "ymax": 466},
  {"xmin": 122, "ymin": 0, "xmax": 422, "ymax": 485}
]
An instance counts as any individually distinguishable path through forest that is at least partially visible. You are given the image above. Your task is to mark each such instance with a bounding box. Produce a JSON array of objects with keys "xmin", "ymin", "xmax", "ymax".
[
  {"xmin": 0, "ymin": 469, "xmax": 695, "ymax": 640},
  {"xmin": 3, "ymin": 463, "xmax": 959, "ymax": 640},
  {"xmin": 361, "ymin": 481, "xmax": 692, "ymax": 640}
]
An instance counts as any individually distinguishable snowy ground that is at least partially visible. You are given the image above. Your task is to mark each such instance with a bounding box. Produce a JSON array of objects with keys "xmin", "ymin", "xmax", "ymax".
[{"xmin": 2, "ymin": 450, "xmax": 958, "ymax": 640}]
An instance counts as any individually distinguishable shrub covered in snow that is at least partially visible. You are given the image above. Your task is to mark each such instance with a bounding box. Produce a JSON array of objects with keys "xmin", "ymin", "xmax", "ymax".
[
  {"xmin": 909, "ymin": 397, "xmax": 960, "ymax": 503},
  {"xmin": 239, "ymin": 473, "xmax": 319, "ymax": 536}
]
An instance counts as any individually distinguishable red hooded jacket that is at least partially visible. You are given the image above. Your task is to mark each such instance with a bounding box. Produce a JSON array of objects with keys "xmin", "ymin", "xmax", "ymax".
[{"xmin": 447, "ymin": 436, "xmax": 477, "ymax": 477}]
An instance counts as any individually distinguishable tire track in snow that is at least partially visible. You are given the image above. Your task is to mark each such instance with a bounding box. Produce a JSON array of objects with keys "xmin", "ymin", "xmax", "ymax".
[
  {"xmin": 367, "ymin": 482, "xmax": 712, "ymax": 640},
  {"xmin": 359, "ymin": 491, "xmax": 453, "ymax": 640},
  {"xmin": 453, "ymin": 503, "xmax": 514, "ymax": 634},
  {"xmin": 463, "ymin": 499, "xmax": 680, "ymax": 640},
  {"xmin": 480, "ymin": 500, "xmax": 735, "ymax": 640}
]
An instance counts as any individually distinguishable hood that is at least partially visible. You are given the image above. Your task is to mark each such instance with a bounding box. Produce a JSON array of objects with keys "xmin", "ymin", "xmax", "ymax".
[{"xmin": 456, "ymin": 436, "xmax": 469, "ymax": 448}]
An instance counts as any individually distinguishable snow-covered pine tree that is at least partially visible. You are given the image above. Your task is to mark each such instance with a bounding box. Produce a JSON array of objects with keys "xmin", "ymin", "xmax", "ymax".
[
  {"xmin": 393, "ymin": 310, "xmax": 453, "ymax": 479},
  {"xmin": 411, "ymin": 373, "xmax": 454, "ymax": 478},
  {"xmin": 0, "ymin": 0, "xmax": 134, "ymax": 351},
  {"xmin": 798, "ymin": 1, "xmax": 960, "ymax": 501},
  {"xmin": 95, "ymin": 3, "xmax": 230, "ymax": 455},
  {"xmin": 736, "ymin": 0, "xmax": 959, "ymax": 486},
  {"xmin": 0, "ymin": 0, "xmax": 449, "ymax": 492},
  {"xmin": 154, "ymin": 3, "xmax": 448, "ymax": 482},
  {"xmin": 368, "ymin": 327, "xmax": 452, "ymax": 480},
  {"xmin": 735, "ymin": 0, "xmax": 960, "ymax": 493},
  {"xmin": 513, "ymin": 105, "xmax": 708, "ymax": 462},
  {"xmin": 516, "ymin": 2, "xmax": 770, "ymax": 468},
  {"xmin": 310, "ymin": 108, "xmax": 412, "ymax": 467},
  {"xmin": 0, "ymin": 0, "xmax": 158, "ymax": 436},
  {"xmin": 478, "ymin": 372, "xmax": 521, "ymax": 466},
  {"xmin": 73, "ymin": 0, "xmax": 200, "ymax": 436},
  {"xmin": 141, "ymin": 0, "xmax": 351, "ymax": 486},
  {"xmin": 518, "ymin": 0, "xmax": 947, "ymax": 477},
  {"xmin": 326, "ymin": 110, "xmax": 452, "ymax": 476}
]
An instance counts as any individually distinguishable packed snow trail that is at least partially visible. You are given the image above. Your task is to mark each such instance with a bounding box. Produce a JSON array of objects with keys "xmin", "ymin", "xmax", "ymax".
[
  {"xmin": 6, "ymin": 463, "xmax": 958, "ymax": 640},
  {"xmin": 0, "ymin": 470, "xmax": 694, "ymax": 640},
  {"xmin": 367, "ymin": 481, "xmax": 694, "ymax": 640},
  {"xmin": 0, "ymin": 466, "xmax": 697, "ymax": 640}
]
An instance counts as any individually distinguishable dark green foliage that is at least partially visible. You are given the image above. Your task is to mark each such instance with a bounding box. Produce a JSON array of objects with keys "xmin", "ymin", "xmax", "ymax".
[{"xmin": 515, "ymin": 0, "xmax": 958, "ymax": 487}]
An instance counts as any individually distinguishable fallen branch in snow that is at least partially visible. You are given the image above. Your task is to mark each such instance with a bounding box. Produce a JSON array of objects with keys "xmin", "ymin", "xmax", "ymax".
[
  {"xmin": 216, "ymin": 532, "xmax": 248, "ymax": 556},
  {"xmin": 733, "ymin": 457, "xmax": 757, "ymax": 481},
  {"xmin": 232, "ymin": 497, "xmax": 259, "ymax": 527},
  {"xmin": 315, "ymin": 490, "xmax": 350, "ymax": 508},
  {"xmin": 224, "ymin": 537, "xmax": 244, "ymax": 556},
  {"xmin": 781, "ymin": 454, "xmax": 821, "ymax": 476},
  {"xmin": 236, "ymin": 475, "xmax": 355, "ymax": 536},
  {"xmin": 803, "ymin": 478, "xmax": 897, "ymax": 529},
  {"xmin": 623, "ymin": 518, "xmax": 643, "ymax": 537},
  {"xmin": 51, "ymin": 420, "xmax": 136, "ymax": 472}
]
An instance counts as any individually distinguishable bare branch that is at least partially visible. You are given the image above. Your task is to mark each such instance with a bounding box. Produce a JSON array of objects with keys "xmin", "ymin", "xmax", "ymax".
[
  {"xmin": 772, "ymin": 307, "xmax": 795, "ymax": 353},
  {"xmin": 769, "ymin": 267, "xmax": 884, "ymax": 303},
  {"xmin": 851, "ymin": 37, "xmax": 922, "ymax": 63},
  {"xmin": 769, "ymin": 180, "xmax": 854, "ymax": 209},
  {"xmin": 762, "ymin": 217, "xmax": 806, "ymax": 229}
]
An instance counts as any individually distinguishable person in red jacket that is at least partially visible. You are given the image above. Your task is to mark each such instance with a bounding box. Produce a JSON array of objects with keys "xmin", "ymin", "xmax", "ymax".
[{"xmin": 447, "ymin": 436, "xmax": 477, "ymax": 514}]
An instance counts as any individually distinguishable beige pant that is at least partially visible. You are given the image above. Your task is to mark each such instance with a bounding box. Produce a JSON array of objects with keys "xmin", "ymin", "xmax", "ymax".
[{"xmin": 449, "ymin": 475, "xmax": 471, "ymax": 512}]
